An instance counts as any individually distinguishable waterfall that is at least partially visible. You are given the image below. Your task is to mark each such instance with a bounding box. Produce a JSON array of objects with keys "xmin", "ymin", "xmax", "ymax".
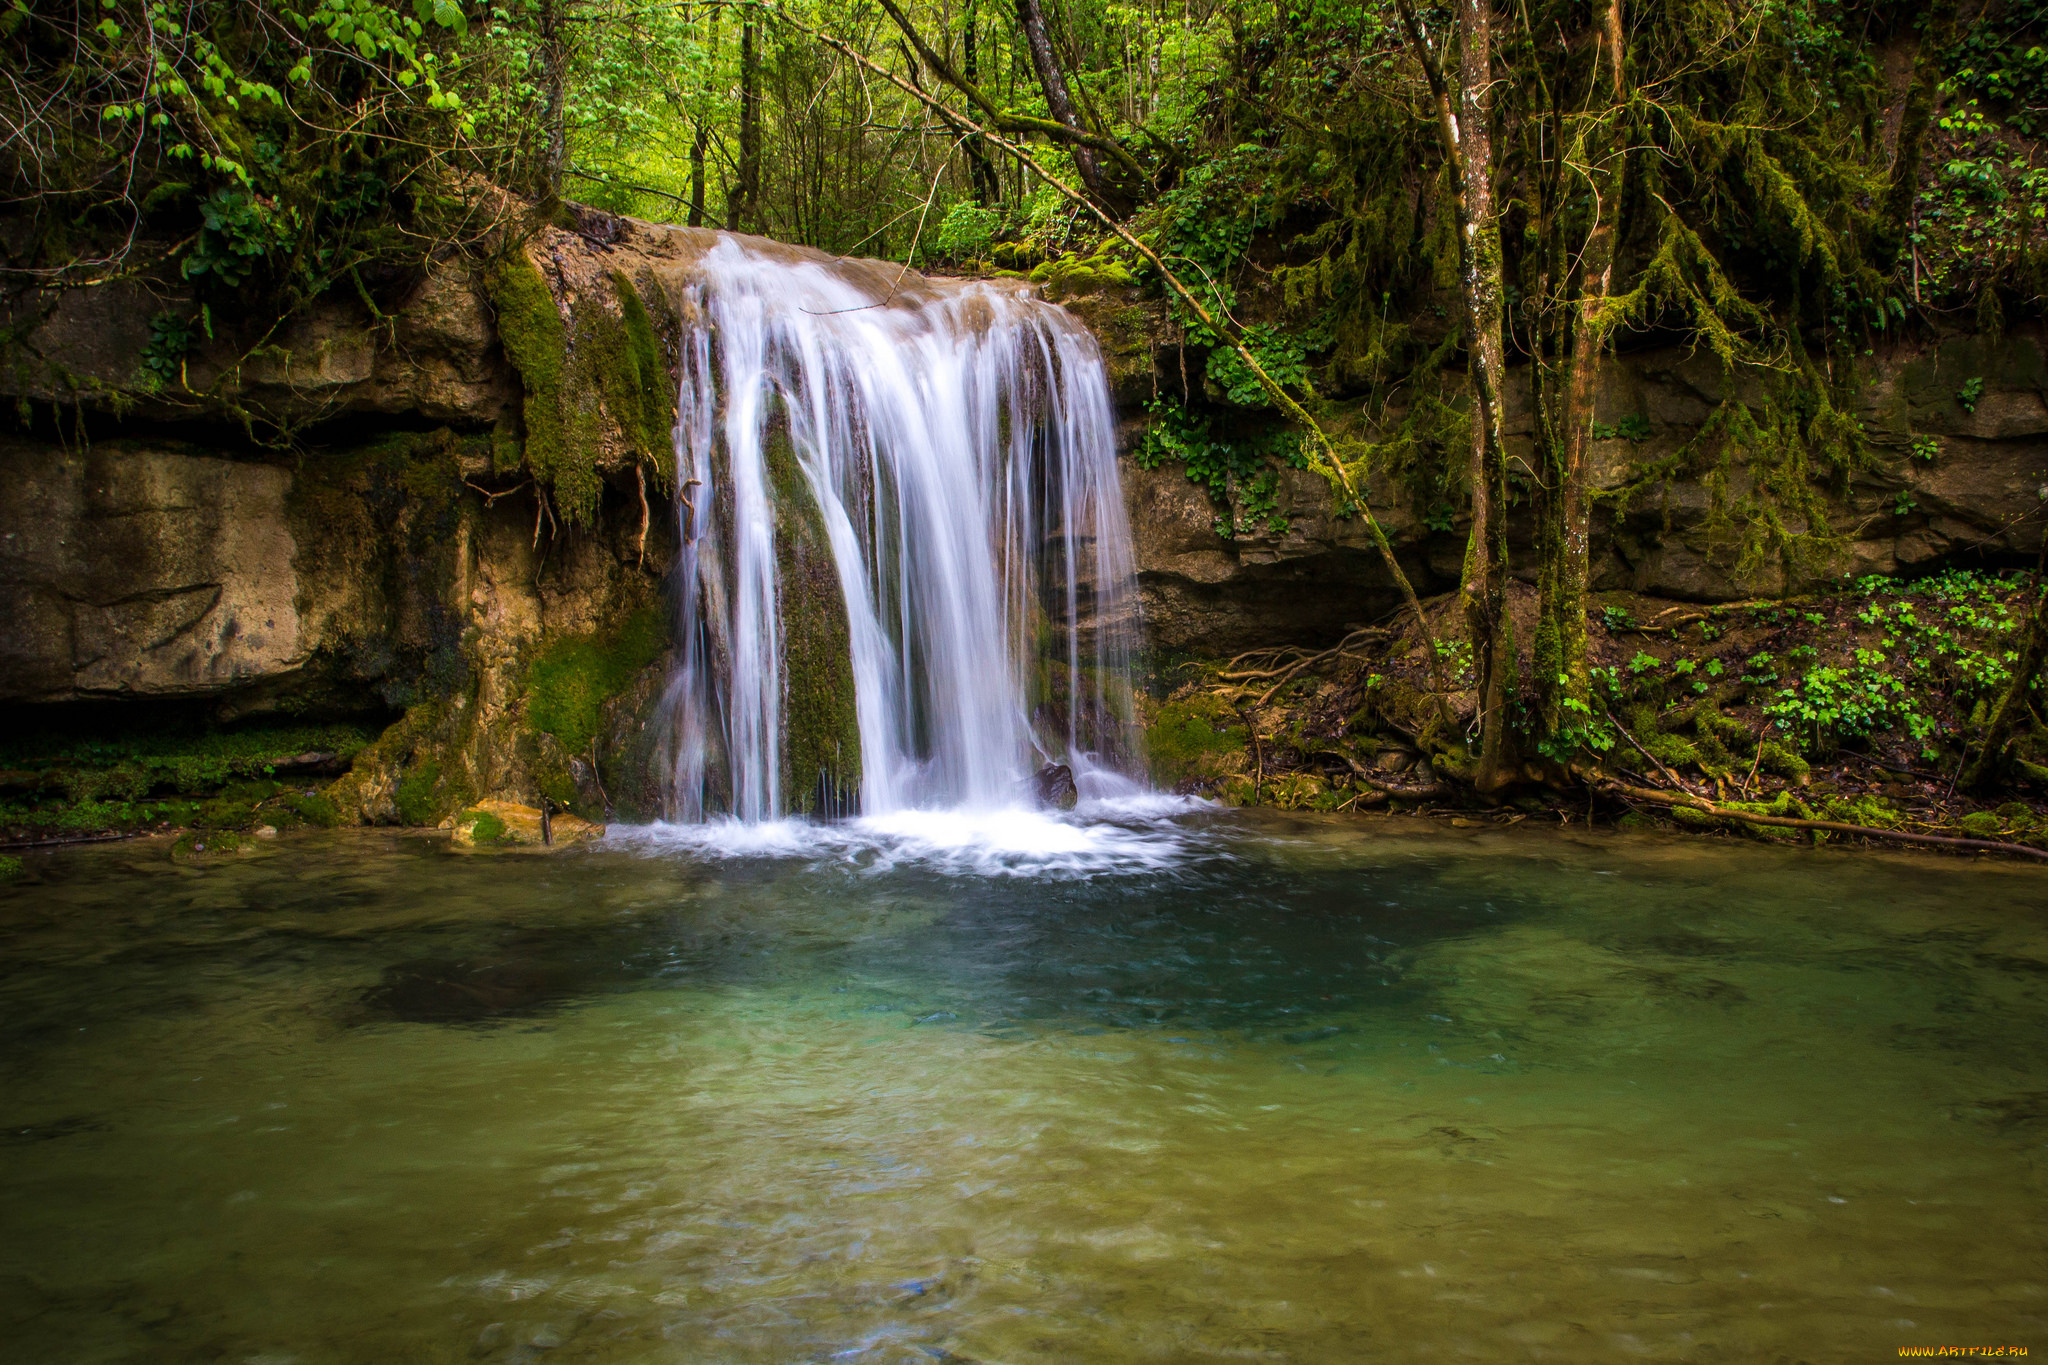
[{"xmin": 660, "ymin": 235, "xmax": 1141, "ymax": 822}]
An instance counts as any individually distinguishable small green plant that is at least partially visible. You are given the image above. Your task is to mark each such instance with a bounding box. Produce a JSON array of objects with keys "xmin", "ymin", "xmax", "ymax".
[
  {"xmin": 141, "ymin": 312, "xmax": 196, "ymax": 388},
  {"xmin": 1910, "ymin": 437, "xmax": 1940, "ymax": 463},
  {"xmin": 1894, "ymin": 491, "xmax": 1919, "ymax": 517},
  {"xmin": 1589, "ymin": 414, "xmax": 1653, "ymax": 441},
  {"xmin": 1956, "ymin": 376, "xmax": 1986, "ymax": 413},
  {"xmin": 0, "ymin": 854, "xmax": 21, "ymax": 880},
  {"xmin": 1423, "ymin": 502, "xmax": 1456, "ymax": 534},
  {"xmin": 934, "ymin": 202, "xmax": 1001, "ymax": 261},
  {"xmin": 1600, "ymin": 605, "xmax": 1636, "ymax": 632}
]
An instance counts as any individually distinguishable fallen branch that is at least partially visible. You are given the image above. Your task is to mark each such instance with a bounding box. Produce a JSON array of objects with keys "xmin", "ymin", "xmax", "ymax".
[{"xmin": 1579, "ymin": 768, "xmax": 2048, "ymax": 861}]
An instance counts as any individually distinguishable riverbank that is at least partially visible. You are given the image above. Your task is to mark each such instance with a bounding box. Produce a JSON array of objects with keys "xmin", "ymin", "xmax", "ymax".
[{"xmin": 1141, "ymin": 571, "xmax": 2048, "ymax": 860}]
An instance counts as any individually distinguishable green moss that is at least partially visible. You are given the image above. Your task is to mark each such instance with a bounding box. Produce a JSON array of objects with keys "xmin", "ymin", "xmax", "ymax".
[
  {"xmin": 394, "ymin": 760, "xmax": 444, "ymax": 827},
  {"xmin": 485, "ymin": 251, "xmax": 678, "ymax": 527},
  {"xmin": 1757, "ymin": 740, "xmax": 1810, "ymax": 783},
  {"xmin": 0, "ymin": 854, "xmax": 20, "ymax": 880},
  {"xmin": 609, "ymin": 268, "xmax": 676, "ymax": 477},
  {"xmin": 462, "ymin": 808, "xmax": 508, "ymax": 845},
  {"xmin": 1143, "ymin": 694, "xmax": 1248, "ymax": 788},
  {"xmin": 277, "ymin": 791, "xmax": 341, "ymax": 827},
  {"xmin": 1959, "ymin": 811, "xmax": 2005, "ymax": 838},
  {"xmin": 172, "ymin": 830, "xmax": 247, "ymax": 859},
  {"xmin": 765, "ymin": 422, "xmax": 861, "ymax": 813},
  {"xmin": 524, "ymin": 606, "xmax": 670, "ymax": 758}
]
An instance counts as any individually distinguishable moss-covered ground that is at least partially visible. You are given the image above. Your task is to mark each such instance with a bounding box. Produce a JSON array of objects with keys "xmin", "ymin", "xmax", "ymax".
[
  {"xmin": 0, "ymin": 716, "xmax": 376, "ymax": 843},
  {"xmin": 1142, "ymin": 571, "xmax": 2048, "ymax": 852}
]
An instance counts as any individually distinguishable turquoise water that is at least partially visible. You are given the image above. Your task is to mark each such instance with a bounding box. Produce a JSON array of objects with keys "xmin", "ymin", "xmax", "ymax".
[{"xmin": 1, "ymin": 811, "xmax": 2043, "ymax": 1362}]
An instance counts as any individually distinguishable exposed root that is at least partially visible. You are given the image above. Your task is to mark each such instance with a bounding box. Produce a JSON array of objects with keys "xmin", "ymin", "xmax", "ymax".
[
  {"xmin": 1321, "ymin": 749, "xmax": 1453, "ymax": 800},
  {"xmin": 634, "ymin": 463, "xmax": 650, "ymax": 570}
]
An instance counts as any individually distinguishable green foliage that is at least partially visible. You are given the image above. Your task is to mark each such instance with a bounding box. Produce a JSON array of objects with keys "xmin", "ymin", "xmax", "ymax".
[
  {"xmin": 935, "ymin": 202, "xmax": 1001, "ymax": 260},
  {"xmin": 1957, "ymin": 376, "xmax": 1986, "ymax": 413},
  {"xmin": 141, "ymin": 312, "xmax": 196, "ymax": 388},
  {"xmin": 1134, "ymin": 397, "xmax": 1306, "ymax": 537},
  {"xmin": 183, "ymin": 186, "xmax": 300, "ymax": 287},
  {"xmin": 523, "ymin": 608, "xmax": 669, "ymax": 757},
  {"xmin": 0, "ymin": 855, "xmax": 21, "ymax": 881},
  {"xmin": 1590, "ymin": 415, "xmax": 1654, "ymax": 442}
]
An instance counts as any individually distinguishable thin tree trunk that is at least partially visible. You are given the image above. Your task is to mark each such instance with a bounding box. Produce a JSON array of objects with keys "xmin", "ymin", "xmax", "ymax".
[
  {"xmin": 730, "ymin": 16, "xmax": 762, "ymax": 232},
  {"xmin": 1014, "ymin": 0, "xmax": 1119, "ymax": 209},
  {"xmin": 1539, "ymin": 0, "xmax": 1627, "ymax": 739},
  {"xmin": 1450, "ymin": 0, "xmax": 1513, "ymax": 789},
  {"xmin": 688, "ymin": 3, "xmax": 720, "ymax": 228},
  {"xmin": 688, "ymin": 122, "xmax": 709, "ymax": 226},
  {"xmin": 1883, "ymin": 0, "xmax": 1958, "ymax": 263},
  {"xmin": 536, "ymin": 0, "xmax": 571, "ymax": 203},
  {"xmin": 1964, "ymin": 534, "xmax": 2048, "ymax": 789},
  {"xmin": 962, "ymin": 2, "xmax": 1003, "ymax": 204}
]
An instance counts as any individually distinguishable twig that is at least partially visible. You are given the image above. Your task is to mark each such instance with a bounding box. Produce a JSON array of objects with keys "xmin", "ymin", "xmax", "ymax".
[
  {"xmin": 463, "ymin": 477, "xmax": 532, "ymax": 507},
  {"xmin": 1605, "ymin": 708, "xmax": 1695, "ymax": 794},
  {"xmin": 1740, "ymin": 720, "xmax": 1774, "ymax": 798}
]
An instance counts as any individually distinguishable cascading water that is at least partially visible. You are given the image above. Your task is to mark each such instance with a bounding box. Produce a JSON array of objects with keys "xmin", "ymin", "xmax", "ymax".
[{"xmin": 660, "ymin": 234, "xmax": 1143, "ymax": 823}]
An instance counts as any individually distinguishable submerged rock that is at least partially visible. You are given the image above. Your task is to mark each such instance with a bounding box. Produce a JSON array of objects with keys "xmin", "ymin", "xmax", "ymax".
[{"xmin": 362, "ymin": 957, "xmax": 584, "ymax": 1023}]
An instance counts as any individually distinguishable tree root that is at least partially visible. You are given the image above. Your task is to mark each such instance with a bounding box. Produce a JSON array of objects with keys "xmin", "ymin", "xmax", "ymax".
[
  {"xmin": 1322, "ymin": 749, "xmax": 1454, "ymax": 800},
  {"xmin": 1577, "ymin": 768, "xmax": 2048, "ymax": 861}
]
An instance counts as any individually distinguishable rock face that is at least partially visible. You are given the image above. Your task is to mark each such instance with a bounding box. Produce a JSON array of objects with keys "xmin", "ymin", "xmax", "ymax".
[
  {"xmin": 1, "ymin": 444, "xmax": 303, "ymax": 700},
  {"xmin": 1084, "ymin": 297, "xmax": 2048, "ymax": 651},
  {"xmin": 3, "ymin": 209, "xmax": 2044, "ymax": 825}
]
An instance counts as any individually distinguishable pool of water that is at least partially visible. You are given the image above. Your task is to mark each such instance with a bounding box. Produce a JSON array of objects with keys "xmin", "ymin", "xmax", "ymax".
[{"xmin": 1, "ymin": 808, "xmax": 2043, "ymax": 1363}]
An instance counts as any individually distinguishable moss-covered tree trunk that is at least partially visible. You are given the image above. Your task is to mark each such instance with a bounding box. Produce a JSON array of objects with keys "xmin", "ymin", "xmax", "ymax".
[
  {"xmin": 1452, "ymin": 0, "xmax": 1515, "ymax": 791},
  {"xmin": 1536, "ymin": 0, "xmax": 1628, "ymax": 745}
]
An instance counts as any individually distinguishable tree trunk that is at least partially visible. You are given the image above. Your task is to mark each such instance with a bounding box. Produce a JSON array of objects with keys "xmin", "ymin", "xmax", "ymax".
[
  {"xmin": 536, "ymin": 0, "xmax": 571, "ymax": 203},
  {"xmin": 1537, "ymin": 0, "xmax": 1627, "ymax": 740},
  {"xmin": 1964, "ymin": 535, "xmax": 2048, "ymax": 789},
  {"xmin": 730, "ymin": 16, "xmax": 762, "ymax": 232},
  {"xmin": 962, "ymin": 2, "xmax": 1003, "ymax": 205},
  {"xmin": 1453, "ymin": 0, "xmax": 1514, "ymax": 790},
  {"xmin": 1882, "ymin": 0, "xmax": 1959, "ymax": 264},
  {"xmin": 1014, "ymin": 0, "xmax": 1119, "ymax": 210},
  {"xmin": 688, "ymin": 2, "xmax": 720, "ymax": 228}
]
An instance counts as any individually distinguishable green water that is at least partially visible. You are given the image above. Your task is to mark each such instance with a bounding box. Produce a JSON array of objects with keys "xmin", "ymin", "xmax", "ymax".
[{"xmin": 1, "ymin": 813, "xmax": 2043, "ymax": 1363}]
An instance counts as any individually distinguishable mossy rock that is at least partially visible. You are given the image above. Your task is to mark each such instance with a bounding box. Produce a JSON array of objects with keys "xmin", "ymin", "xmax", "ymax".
[
  {"xmin": 484, "ymin": 251, "xmax": 676, "ymax": 528},
  {"xmin": 0, "ymin": 854, "xmax": 21, "ymax": 880},
  {"xmin": 171, "ymin": 830, "xmax": 253, "ymax": 862},
  {"xmin": 274, "ymin": 791, "xmax": 342, "ymax": 828},
  {"xmin": 1143, "ymin": 694, "xmax": 1248, "ymax": 789},
  {"xmin": 764, "ymin": 420, "xmax": 861, "ymax": 815},
  {"xmin": 525, "ymin": 607, "xmax": 670, "ymax": 758},
  {"xmin": 1959, "ymin": 811, "xmax": 2006, "ymax": 838},
  {"xmin": 1262, "ymin": 771, "xmax": 1327, "ymax": 810}
]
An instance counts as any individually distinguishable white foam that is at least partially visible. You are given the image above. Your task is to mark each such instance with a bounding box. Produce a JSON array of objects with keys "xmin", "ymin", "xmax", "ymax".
[{"xmin": 609, "ymin": 800, "xmax": 1215, "ymax": 878}]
